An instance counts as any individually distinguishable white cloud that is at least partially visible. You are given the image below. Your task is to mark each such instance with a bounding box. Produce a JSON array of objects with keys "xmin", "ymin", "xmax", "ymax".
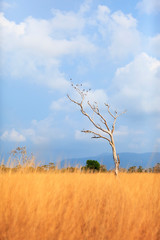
[
  {"xmin": 85, "ymin": 89, "xmax": 108, "ymax": 106},
  {"xmin": 113, "ymin": 52, "xmax": 160, "ymax": 113},
  {"xmin": 96, "ymin": 6, "xmax": 141, "ymax": 59},
  {"xmin": 23, "ymin": 127, "xmax": 48, "ymax": 145},
  {"xmin": 80, "ymin": 89, "xmax": 108, "ymax": 106},
  {"xmin": 0, "ymin": 11, "xmax": 96, "ymax": 90},
  {"xmin": 79, "ymin": 0, "xmax": 92, "ymax": 14},
  {"xmin": 50, "ymin": 9, "xmax": 85, "ymax": 36},
  {"xmin": 0, "ymin": 117, "xmax": 66, "ymax": 145},
  {"xmin": 97, "ymin": 5, "xmax": 110, "ymax": 23},
  {"xmin": 1, "ymin": 129, "xmax": 26, "ymax": 142},
  {"xmin": 109, "ymin": 12, "xmax": 141, "ymax": 59},
  {"xmin": 137, "ymin": 0, "xmax": 160, "ymax": 14},
  {"xmin": 0, "ymin": 3, "xmax": 145, "ymax": 86},
  {"xmin": 22, "ymin": 117, "xmax": 65, "ymax": 145},
  {"xmin": 50, "ymin": 97, "xmax": 69, "ymax": 111},
  {"xmin": 0, "ymin": 2, "xmax": 12, "ymax": 11},
  {"xmin": 111, "ymin": 10, "xmax": 137, "ymax": 29},
  {"xmin": 149, "ymin": 34, "xmax": 160, "ymax": 58},
  {"xmin": 53, "ymin": 88, "xmax": 109, "ymax": 113}
]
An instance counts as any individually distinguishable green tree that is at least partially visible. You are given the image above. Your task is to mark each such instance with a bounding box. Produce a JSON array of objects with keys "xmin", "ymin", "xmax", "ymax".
[{"xmin": 86, "ymin": 160, "xmax": 100, "ymax": 171}]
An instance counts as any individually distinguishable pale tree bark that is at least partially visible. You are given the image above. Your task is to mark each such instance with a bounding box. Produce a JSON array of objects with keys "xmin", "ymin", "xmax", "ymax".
[{"xmin": 67, "ymin": 82, "xmax": 126, "ymax": 176}]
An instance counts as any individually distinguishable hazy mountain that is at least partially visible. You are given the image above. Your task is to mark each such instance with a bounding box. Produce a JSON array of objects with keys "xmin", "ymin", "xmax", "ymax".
[{"xmin": 59, "ymin": 152, "xmax": 160, "ymax": 169}]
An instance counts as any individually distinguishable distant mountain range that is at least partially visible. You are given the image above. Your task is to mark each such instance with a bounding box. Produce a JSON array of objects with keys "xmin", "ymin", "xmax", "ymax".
[{"xmin": 59, "ymin": 152, "xmax": 160, "ymax": 169}]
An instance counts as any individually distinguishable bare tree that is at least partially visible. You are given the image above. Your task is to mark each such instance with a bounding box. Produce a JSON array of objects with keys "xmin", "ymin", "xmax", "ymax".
[{"xmin": 67, "ymin": 82, "xmax": 126, "ymax": 176}]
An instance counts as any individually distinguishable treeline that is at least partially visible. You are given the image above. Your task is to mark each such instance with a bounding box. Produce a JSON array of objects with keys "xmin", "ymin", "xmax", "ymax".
[
  {"xmin": 0, "ymin": 160, "xmax": 160, "ymax": 173},
  {"xmin": 0, "ymin": 147, "xmax": 160, "ymax": 173},
  {"xmin": 124, "ymin": 164, "xmax": 160, "ymax": 173}
]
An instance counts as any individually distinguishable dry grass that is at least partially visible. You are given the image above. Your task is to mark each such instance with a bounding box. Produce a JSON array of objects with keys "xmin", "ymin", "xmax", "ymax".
[{"xmin": 0, "ymin": 172, "xmax": 160, "ymax": 240}]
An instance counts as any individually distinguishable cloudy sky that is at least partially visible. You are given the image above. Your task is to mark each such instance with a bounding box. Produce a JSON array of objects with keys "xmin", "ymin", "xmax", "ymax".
[{"xmin": 0, "ymin": 0, "xmax": 160, "ymax": 162}]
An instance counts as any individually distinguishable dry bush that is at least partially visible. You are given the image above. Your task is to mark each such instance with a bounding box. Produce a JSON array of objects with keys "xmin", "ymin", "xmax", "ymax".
[{"xmin": 0, "ymin": 172, "xmax": 160, "ymax": 240}]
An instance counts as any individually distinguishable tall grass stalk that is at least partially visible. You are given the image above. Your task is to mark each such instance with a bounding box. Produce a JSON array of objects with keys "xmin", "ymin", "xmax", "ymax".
[{"xmin": 0, "ymin": 171, "xmax": 159, "ymax": 240}]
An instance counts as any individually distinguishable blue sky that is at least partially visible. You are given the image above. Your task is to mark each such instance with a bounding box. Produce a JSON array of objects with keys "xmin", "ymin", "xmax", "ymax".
[{"xmin": 0, "ymin": 0, "xmax": 160, "ymax": 162}]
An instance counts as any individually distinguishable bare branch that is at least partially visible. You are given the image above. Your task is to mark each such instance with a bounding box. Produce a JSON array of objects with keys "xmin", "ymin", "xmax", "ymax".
[
  {"xmin": 80, "ymin": 107, "xmax": 110, "ymax": 135},
  {"xmin": 67, "ymin": 94, "xmax": 81, "ymax": 106},
  {"xmin": 117, "ymin": 110, "xmax": 127, "ymax": 118},
  {"xmin": 111, "ymin": 110, "xmax": 127, "ymax": 134},
  {"xmin": 88, "ymin": 101, "xmax": 110, "ymax": 131},
  {"xmin": 118, "ymin": 154, "xmax": 120, "ymax": 164},
  {"xmin": 104, "ymin": 103, "xmax": 116, "ymax": 119},
  {"xmin": 112, "ymin": 118, "xmax": 117, "ymax": 134},
  {"xmin": 104, "ymin": 103, "xmax": 127, "ymax": 134},
  {"xmin": 67, "ymin": 81, "xmax": 126, "ymax": 176},
  {"xmin": 82, "ymin": 130, "xmax": 112, "ymax": 144},
  {"xmin": 67, "ymin": 93, "xmax": 111, "ymax": 136}
]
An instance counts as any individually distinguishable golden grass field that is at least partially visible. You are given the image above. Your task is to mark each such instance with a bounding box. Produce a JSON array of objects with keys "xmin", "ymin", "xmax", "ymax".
[{"xmin": 0, "ymin": 172, "xmax": 160, "ymax": 240}]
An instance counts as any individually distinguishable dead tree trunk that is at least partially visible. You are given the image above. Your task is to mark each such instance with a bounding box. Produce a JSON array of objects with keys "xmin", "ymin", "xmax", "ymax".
[
  {"xmin": 67, "ymin": 82, "xmax": 125, "ymax": 176},
  {"xmin": 110, "ymin": 134, "xmax": 119, "ymax": 176}
]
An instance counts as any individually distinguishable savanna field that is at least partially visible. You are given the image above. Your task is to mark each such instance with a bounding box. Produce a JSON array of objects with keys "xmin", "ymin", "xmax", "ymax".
[{"xmin": 0, "ymin": 171, "xmax": 160, "ymax": 240}]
